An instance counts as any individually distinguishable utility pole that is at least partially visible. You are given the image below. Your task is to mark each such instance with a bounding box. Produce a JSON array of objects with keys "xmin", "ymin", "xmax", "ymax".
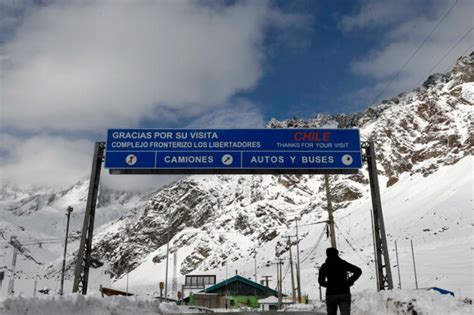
[
  {"xmin": 287, "ymin": 236, "xmax": 296, "ymax": 303},
  {"xmin": 279, "ymin": 259, "xmax": 283, "ymax": 307},
  {"xmin": 0, "ymin": 270, "xmax": 4, "ymax": 294},
  {"xmin": 125, "ymin": 226, "xmax": 130, "ymax": 296},
  {"xmin": 164, "ymin": 231, "xmax": 170, "ymax": 299},
  {"xmin": 324, "ymin": 175, "xmax": 337, "ymax": 248},
  {"xmin": 33, "ymin": 274, "xmax": 38, "ymax": 297},
  {"xmin": 410, "ymin": 240, "xmax": 418, "ymax": 289},
  {"xmin": 60, "ymin": 206, "xmax": 73, "ymax": 296},
  {"xmin": 363, "ymin": 141, "xmax": 394, "ymax": 290},
  {"xmin": 225, "ymin": 259, "xmax": 228, "ymax": 304},
  {"xmin": 126, "ymin": 271, "xmax": 129, "ymax": 295},
  {"xmin": 172, "ymin": 250, "xmax": 178, "ymax": 298},
  {"xmin": 8, "ymin": 245, "xmax": 17, "ymax": 296},
  {"xmin": 261, "ymin": 275, "xmax": 272, "ymax": 287},
  {"xmin": 295, "ymin": 219, "xmax": 302, "ymax": 303},
  {"xmin": 254, "ymin": 253, "xmax": 258, "ymax": 282},
  {"xmin": 275, "ymin": 260, "xmax": 280, "ymax": 307},
  {"xmin": 275, "ymin": 259, "xmax": 284, "ymax": 309},
  {"xmin": 316, "ymin": 266, "xmax": 322, "ymax": 301},
  {"xmin": 395, "ymin": 240, "xmax": 402, "ymax": 289}
]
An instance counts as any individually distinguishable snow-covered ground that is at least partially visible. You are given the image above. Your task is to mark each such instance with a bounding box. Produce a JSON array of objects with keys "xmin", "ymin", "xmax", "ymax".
[
  {"xmin": 0, "ymin": 294, "xmax": 167, "ymax": 315},
  {"xmin": 349, "ymin": 289, "xmax": 472, "ymax": 314},
  {"xmin": 109, "ymin": 156, "xmax": 472, "ymax": 302},
  {"xmin": 0, "ymin": 179, "xmax": 152, "ymax": 296},
  {"xmin": 1, "ymin": 157, "xmax": 472, "ymax": 309},
  {"xmin": 0, "ymin": 289, "xmax": 471, "ymax": 314}
]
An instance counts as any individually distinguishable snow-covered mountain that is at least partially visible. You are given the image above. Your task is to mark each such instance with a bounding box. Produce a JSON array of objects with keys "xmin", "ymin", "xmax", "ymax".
[
  {"xmin": 0, "ymin": 179, "xmax": 151, "ymax": 295},
  {"xmin": 0, "ymin": 53, "xmax": 472, "ymax": 298}
]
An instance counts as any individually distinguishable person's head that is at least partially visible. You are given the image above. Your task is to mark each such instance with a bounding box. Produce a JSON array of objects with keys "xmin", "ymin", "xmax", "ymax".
[{"xmin": 326, "ymin": 247, "xmax": 339, "ymax": 258}]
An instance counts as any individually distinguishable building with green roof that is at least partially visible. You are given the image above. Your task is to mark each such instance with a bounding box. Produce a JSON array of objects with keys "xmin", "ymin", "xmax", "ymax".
[{"xmin": 185, "ymin": 274, "xmax": 281, "ymax": 309}]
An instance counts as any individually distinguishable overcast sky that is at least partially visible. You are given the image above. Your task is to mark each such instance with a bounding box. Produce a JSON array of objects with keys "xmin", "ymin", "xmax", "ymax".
[{"xmin": 1, "ymin": 0, "xmax": 472, "ymax": 190}]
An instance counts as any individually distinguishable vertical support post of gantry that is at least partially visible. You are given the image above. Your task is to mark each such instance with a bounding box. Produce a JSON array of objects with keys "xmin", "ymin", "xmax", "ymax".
[
  {"xmin": 72, "ymin": 141, "xmax": 105, "ymax": 294},
  {"xmin": 363, "ymin": 141, "xmax": 394, "ymax": 291},
  {"xmin": 324, "ymin": 174, "xmax": 337, "ymax": 249}
]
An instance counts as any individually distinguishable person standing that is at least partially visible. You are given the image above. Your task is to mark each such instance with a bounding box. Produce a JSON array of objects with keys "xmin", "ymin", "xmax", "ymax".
[{"xmin": 318, "ymin": 248, "xmax": 362, "ymax": 315}]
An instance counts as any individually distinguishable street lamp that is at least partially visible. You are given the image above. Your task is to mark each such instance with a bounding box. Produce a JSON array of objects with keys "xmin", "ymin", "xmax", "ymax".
[{"xmin": 60, "ymin": 206, "xmax": 73, "ymax": 295}]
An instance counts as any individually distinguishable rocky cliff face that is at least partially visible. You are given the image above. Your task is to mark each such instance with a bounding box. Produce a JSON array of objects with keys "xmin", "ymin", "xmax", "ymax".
[{"xmin": 92, "ymin": 53, "xmax": 473, "ymax": 280}]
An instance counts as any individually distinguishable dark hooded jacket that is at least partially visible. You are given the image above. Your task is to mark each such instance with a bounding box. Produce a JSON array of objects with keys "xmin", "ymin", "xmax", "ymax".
[{"xmin": 318, "ymin": 255, "xmax": 362, "ymax": 295}]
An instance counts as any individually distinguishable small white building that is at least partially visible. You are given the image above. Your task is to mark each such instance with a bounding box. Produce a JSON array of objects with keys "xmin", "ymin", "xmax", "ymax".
[{"xmin": 258, "ymin": 296, "xmax": 294, "ymax": 311}]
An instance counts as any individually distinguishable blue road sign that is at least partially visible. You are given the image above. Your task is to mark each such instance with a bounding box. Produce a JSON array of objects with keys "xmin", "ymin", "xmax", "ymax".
[{"xmin": 105, "ymin": 129, "xmax": 362, "ymax": 174}]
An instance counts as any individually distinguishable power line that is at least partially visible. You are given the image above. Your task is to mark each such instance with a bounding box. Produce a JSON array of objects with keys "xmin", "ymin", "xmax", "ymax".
[
  {"xmin": 418, "ymin": 27, "xmax": 474, "ymax": 85},
  {"xmin": 0, "ymin": 238, "xmax": 64, "ymax": 246},
  {"xmin": 372, "ymin": 0, "xmax": 459, "ymax": 103},
  {"xmin": 281, "ymin": 258, "xmax": 291, "ymax": 282},
  {"xmin": 0, "ymin": 219, "xmax": 327, "ymax": 248},
  {"xmin": 334, "ymin": 223, "xmax": 374, "ymax": 274},
  {"xmin": 299, "ymin": 225, "xmax": 327, "ymax": 264},
  {"xmin": 185, "ymin": 218, "xmax": 327, "ymax": 232}
]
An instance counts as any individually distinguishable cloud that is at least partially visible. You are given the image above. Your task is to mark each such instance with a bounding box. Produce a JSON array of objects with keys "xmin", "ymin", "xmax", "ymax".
[
  {"xmin": 0, "ymin": 0, "xmax": 306, "ymax": 189},
  {"xmin": 339, "ymin": 0, "xmax": 420, "ymax": 31},
  {"xmin": 0, "ymin": 132, "xmax": 182, "ymax": 190},
  {"xmin": 340, "ymin": 0, "xmax": 473, "ymax": 102},
  {"xmin": 0, "ymin": 134, "xmax": 93, "ymax": 187},
  {"xmin": 0, "ymin": 0, "xmax": 37, "ymax": 41},
  {"xmin": 1, "ymin": 0, "xmax": 300, "ymax": 132},
  {"xmin": 0, "ymin": 99, "xmax": 265, "ymax": 190},
  {"xmin": 186, "ymin": 99, "xmax": 265, "ymax": 128}
]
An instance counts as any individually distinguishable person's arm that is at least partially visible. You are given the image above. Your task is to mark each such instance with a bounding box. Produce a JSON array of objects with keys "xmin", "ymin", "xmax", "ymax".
[
  {"xmin": 318, "ymin": 264, "xmax": 328, "ymax": 287},
  {"xmin": 345, "ymin": 261, "xmax": 362, "ymax": 286}
]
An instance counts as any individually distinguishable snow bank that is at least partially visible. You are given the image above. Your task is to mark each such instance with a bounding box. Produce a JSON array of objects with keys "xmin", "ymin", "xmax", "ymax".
[
  {"xmin": 0, "ymin": 295, "xmax": 202, "ymax": 315},
  {"xmin": 312, "ymin": 289, "xmax": 472, "ymax": 315},
  {"xmin": 159, "ymin": 302, "xmax": 199, "ymax": 313},
  {"xmin": 0, "ymin": 294, "xmax": 162, "ymax": 315},
  {"xmin": 1, "ymin": 290, "xmax": 472, "ymax": 314},
  {"xmin": 353, "ymin": 289, "xmax": 473, "ymax": 314},
  {"xmin": 285, "ymin": 303, "xmax": 315, "ymax": 311}
]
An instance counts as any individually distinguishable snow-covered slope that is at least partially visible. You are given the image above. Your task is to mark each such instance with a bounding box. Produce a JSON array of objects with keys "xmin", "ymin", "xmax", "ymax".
[
  {"xmin": 107, "ymin": 156, "xmax": 472, "ymax": 299},
  {"xmin": 0, "ymin": 180, "xmax": 151, "ymax": 295}
]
